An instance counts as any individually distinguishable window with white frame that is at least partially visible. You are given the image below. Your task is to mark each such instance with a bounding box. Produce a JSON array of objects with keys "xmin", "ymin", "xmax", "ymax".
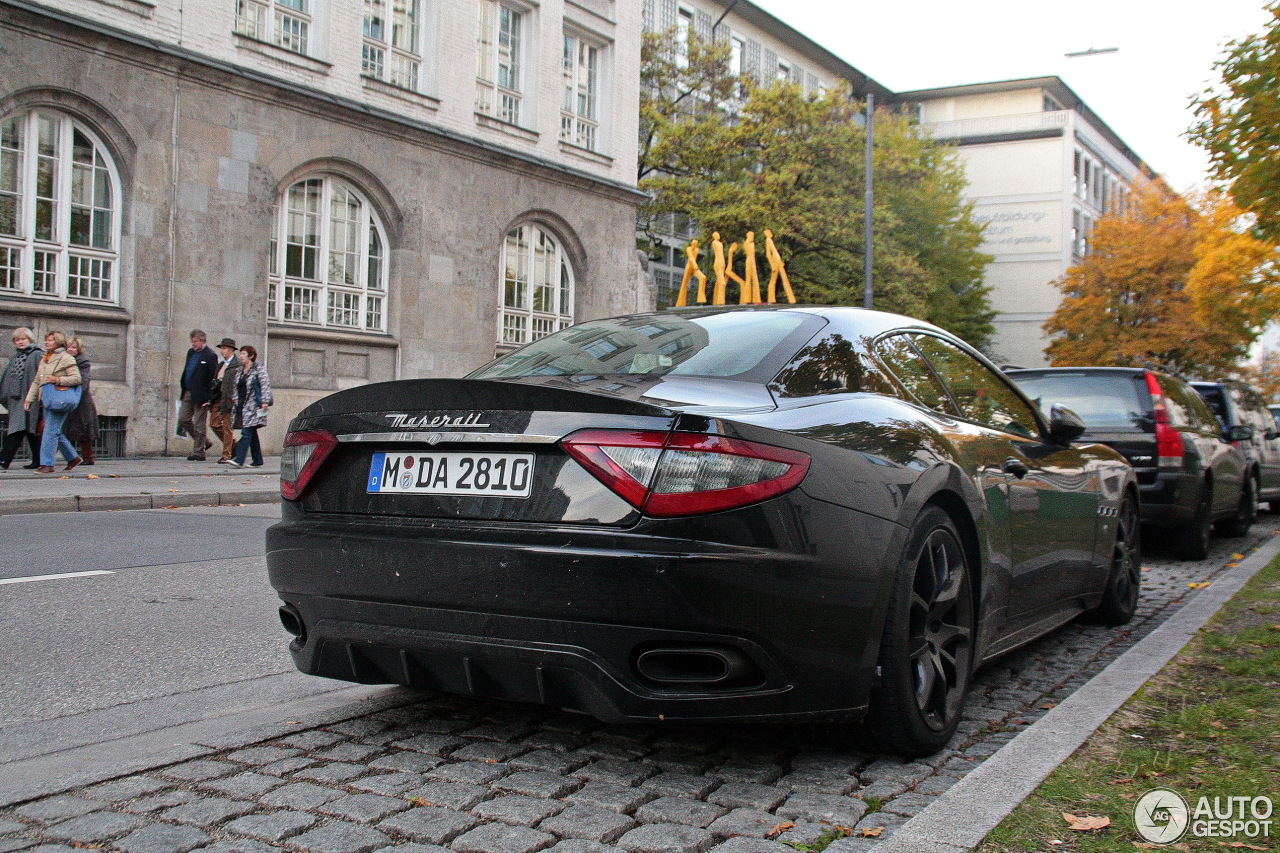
[
  {"xmin": 235, "ymin": 0, "xmax": 312, "ymax": 55},
  {"xmin": 500, "ymin": 223, "xmax": 574, "ymax": 345},
  {"xmin": 729, "ymin": 35, "xmax": 744, "ymax": 76},
  {"xmin": 267, "ymin": 176, "xmax": 388, "ymax": 333},
  {"xmin": 363, "ymin": 0, "xmax": 423, "ymax": 90},
  {"xmin": 0, "ymin": 110, "xmax": 119, "ymax": 304},
  {"xmin": 476, "ymin": 0, "xmax": 523, "ymax": 124},
  {"xmin": 561, "ymin": 32, "xmax": 600, "ymax": 151},
  {"xmin": 674, "ymin": 5, "xmax": 694, "ymax": 67}
]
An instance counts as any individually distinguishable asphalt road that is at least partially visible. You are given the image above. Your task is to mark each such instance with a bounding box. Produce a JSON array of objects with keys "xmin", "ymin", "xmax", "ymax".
[{"xmin": 0, "ymin": 504, "xmax": 289, "ymax": 727}]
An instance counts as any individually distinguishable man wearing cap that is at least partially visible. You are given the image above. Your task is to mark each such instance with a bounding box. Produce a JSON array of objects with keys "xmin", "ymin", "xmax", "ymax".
[{"xmin": 208, "ymin": 337, "xmax": 239, "ymax": 464}]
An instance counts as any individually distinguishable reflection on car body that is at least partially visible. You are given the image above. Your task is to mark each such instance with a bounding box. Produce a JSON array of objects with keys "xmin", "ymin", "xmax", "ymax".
[{"xmin": 267, "ymin": 307, "xmax": 1139, "ymax": 756}]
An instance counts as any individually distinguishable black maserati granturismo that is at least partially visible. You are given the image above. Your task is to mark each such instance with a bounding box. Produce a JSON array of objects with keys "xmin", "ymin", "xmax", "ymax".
[{"xmin": 266, "ymin": 306, "xmax": 1139, "ymax": 756}]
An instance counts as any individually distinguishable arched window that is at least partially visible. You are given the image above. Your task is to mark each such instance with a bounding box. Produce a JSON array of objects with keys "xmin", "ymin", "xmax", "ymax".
[
  {"xmin": 268, "ymin": 176, "xmax": 388, "ymax": 333},
  {"xmin": 500, "ymin": 223, "xmax": 574, "ymax": 345},
  {"xmin": 0, "ymin": 109, "xmax": 120, "ymax": 304}
]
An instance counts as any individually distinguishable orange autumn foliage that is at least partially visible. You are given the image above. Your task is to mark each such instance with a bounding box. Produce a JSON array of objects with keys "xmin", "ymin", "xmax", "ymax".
[{"xmin": 1045, "ymin": 181, "xmax": 1280, "ymax": 376}]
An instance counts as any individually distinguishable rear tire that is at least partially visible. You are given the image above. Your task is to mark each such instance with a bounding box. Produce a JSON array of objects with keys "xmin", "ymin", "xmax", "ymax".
[
  {"xmin": 858, "ymin": 506, "xmax": 974, "ymax": 757},
  {"xmin": 1218, "ymin": 477, "xmax": 1256, "ymax": 537},
  {"xmin": 1084, "ymin": 496, "xmax": 1140, "ymax": 625},
  {"xmin": 1172, "ymin": 485, "xmax": 1212, "ymax": 560}
]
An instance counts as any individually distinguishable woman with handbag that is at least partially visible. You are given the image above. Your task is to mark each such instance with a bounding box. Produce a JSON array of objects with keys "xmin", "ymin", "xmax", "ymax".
[
  {"xmin": 0, "ymin": 327, "xmax": 43, "ymax": 469},
  {"xmin": 24, "ymin": 331, "xmax": 83, "ymax": 473},
  {"xmin": 228, "ymin": 344, "xmax": 272, "ymax": 468}
]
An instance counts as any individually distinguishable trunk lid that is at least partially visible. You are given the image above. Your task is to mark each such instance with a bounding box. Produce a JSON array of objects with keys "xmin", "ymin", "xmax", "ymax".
[{"xmin": 288, "ymin": 378, "xmax": 745, "ymax": 524}]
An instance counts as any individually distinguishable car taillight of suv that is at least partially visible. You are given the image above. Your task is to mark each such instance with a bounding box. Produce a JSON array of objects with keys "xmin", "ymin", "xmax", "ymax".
[{"xmin": 1145, "ymin": 372, "xmax": 1186, "ymax": 467}]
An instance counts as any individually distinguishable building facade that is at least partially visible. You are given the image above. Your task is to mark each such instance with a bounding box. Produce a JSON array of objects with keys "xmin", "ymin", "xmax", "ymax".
[
  {"xmin": 901, "ymin": 78, "xmax": 1151, "ymax": 367},
  {"xmin": 0, "ymin": 0, "xmax": 648, "ymax": 455}
]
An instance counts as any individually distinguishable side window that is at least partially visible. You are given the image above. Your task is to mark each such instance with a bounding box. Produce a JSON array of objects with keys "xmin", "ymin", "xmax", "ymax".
[
  {"xmin": 911, "ymin": 334, "xmax": 1039, "ymax": 438},
  {"xmin": 873, "ymin": 334, "xmax": 956, "ymax": 415},
  {"xmin": 1161, "ymin": 379, "xmax": 1201, "ymax": 430},
  {"xmin": 770, "ymin": 332, "xmax": 897, "ymax": 398}
]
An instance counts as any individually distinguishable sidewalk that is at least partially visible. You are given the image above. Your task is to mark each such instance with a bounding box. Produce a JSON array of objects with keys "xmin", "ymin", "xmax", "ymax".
[{"xmin": 0, "ymin": 456, "xmax": 281, "ymax": 514}]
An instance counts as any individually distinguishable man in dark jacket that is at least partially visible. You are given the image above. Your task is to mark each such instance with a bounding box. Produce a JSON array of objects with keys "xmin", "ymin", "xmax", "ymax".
[{"xmin": 177, "ymin": 329, "xmax": 219, "ymax": 460}]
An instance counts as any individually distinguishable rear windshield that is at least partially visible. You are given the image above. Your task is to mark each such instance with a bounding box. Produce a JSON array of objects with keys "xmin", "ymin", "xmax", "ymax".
[
  {"xmin": 471, "ymin": 312, "xmax": 821, "ymax": 381},
  {"xmin": 1009, "ymin": 371, "xmax": 1150, "ymax": 430}
]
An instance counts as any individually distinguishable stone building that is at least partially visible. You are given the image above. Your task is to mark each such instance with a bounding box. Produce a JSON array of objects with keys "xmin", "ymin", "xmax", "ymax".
[{"xmin": 0, "ymin": 0, "xmax": 648, "ymax": 455}]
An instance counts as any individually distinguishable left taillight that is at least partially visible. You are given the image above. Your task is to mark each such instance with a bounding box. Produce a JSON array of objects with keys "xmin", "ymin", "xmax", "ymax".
[
  {"xmin": 280, "ymin": 429, "xmax": 338, "ymax": 501},
  {"xmin": 561, "ymin": 429, "xmax": 811, "ymax": 517}
]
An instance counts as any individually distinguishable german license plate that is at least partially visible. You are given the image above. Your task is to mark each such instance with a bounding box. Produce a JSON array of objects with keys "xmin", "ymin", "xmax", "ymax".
[{"xmin": 367, "ymin": 451, "xmax": 534, "ymax": 497}]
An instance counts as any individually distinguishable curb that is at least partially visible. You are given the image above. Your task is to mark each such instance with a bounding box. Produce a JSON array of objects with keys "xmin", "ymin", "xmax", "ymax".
[
  {"xmin": 875, "ymin": 533, "xmax": 1280, "ymax": 853},
  {"xmin": 0, "ymin": 489, "xmax": 278, "ymax": 514}
]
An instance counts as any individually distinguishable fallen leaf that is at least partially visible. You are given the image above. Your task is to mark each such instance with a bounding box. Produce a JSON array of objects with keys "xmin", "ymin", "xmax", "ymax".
[
  {"xmin": 1231, "ymin": 553, "xmax": 1245, "ymax": 560},
  {"xmin": 1040, "ymin": 702, "xmax": 1058, "ymax": 710},
  {"xmin": 107, "ymin": 473, "xmax": 119, "ymax": 477},
  {"xmin": 164, "ymin": 505, "xmax": 179, "ymax": 509},
  {"xmin": 57, "ymin": 475, "xmax": 69, "ymax": 479},
  {"xmin": 1188, "ymin": 582, "xmax": 1212, "ymax": 589},
  {"xmin": 1111, "ymin": 777, "xmax": 1134, "ymax": 785},
  {"xmin": 859, "ymin": 828, "xmax": 883, "ymax": 838},
  {"xmin": 1210, "ymin": 720, "xmax": 1227, "ymax": 729},
  {"xmin": 86, "ymin": 473, "xmax": 99, "ymax": 479},
  {"xmin": 284, "ymin": 720, "xmax": 300, "ymax": 724},
  {"xmin": 166, "ymin": 488, "xmax": 178, "ymax": 492},
  {"xmin": 1133, "ymin": 843, "xmax": 1161, "ymax": 849},
  {"xmin": 765, "ymin": 821, "xmax": 795, "ymax": 839},
  {"xmin": 408, "ymin": 798, "xmax": 431, "ymax": 807},
  {"xmin": 1222, "ymin": 843, "xmax": 1267, "ymax": 850},
  {"xmin": 1062, "ymin": 813, "xmax": 1111, "ymax": 831}
]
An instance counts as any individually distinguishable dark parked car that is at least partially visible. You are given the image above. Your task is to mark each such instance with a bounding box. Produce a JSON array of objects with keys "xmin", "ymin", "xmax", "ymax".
[
  {"xmin": 268, "ymin": 307, "xmax": 1138, "ymax": 756},
  {"xmin": 1191, "ymin": 380, "xmax": 1280, "ymax": 513},
  {"xmin": 1006, "ymin": 367, "xmax": 1250, "ymax": 559}
]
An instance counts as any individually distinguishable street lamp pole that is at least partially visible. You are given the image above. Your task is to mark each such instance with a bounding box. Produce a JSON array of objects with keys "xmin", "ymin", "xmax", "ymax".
[{"xmin": 863, "ymin": 91, "xmax": 874, "ymax": 309}]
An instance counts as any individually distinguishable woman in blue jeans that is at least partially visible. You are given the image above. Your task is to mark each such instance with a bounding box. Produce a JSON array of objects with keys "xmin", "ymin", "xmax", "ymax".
[
  {"xmin": 229, "ymin": 345, "xmax": 272, "ymax": 468},
  {"xmin": 23, "ymin": 331, "xmax": 84, "ymax": 473}
]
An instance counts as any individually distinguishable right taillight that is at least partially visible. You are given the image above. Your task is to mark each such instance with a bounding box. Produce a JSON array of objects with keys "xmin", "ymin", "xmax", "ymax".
[
  {"xmin": 280, "ymin": 429, "xmax": 338, "ymax": 501},
  {"xmin": 1145, "ymin": 373, "xmax": 1185, "ymax": 466},
  {"xmin": 561, "ymin": 429, "xmax": 811, "ymax": 517}
]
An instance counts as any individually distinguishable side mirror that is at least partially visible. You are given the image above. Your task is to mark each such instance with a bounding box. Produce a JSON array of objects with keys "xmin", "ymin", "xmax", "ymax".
[
  {"xmin": 1048, "ymin": 403, "xmax": 1087, "ymax": 444},
  {"xmin": 1228, "ymin": 424, "xmax": 1254, "ymax": 442}
]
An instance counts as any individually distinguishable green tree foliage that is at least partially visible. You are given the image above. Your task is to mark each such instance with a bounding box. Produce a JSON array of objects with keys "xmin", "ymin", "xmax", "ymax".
[
  {"xmin": 1044, "ymin": 181, "xmax": 1280, "ymax": 375},
  {"xmin": 638, "ymin": 30, "xmax": 995, "ymax": 349},
  {"xmin": 1190, "ymin": 2, "xmax": 1280, "ymax": 240}
]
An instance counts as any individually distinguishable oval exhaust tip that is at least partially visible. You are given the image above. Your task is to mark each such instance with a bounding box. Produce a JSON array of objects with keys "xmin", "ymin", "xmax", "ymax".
[
  {"xmin": 279, "ymin": 605, "xmax": 306, "ymax": 645},
  {"xmin": 635, "ymin": 647, "xmax": 750, "ymax": 684}
]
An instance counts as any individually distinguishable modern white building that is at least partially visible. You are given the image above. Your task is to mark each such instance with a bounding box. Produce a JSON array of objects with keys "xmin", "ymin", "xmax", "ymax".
[
  {"xmin": 0, "ymin": 0, "xmax": 649, "ymax": 455},
  {"xmin": 901, "ymin": 77, "xmax": 1152, "ymax": 367}
]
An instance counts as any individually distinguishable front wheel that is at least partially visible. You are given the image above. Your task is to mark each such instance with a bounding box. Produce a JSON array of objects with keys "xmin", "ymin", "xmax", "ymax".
[
  {"xmin": 1084, "ymin": 496, "xmax": 1141, "ymax": 625},
  {"xmin": 859, "ymin": 506, "xmax": 975, "ymax": 757}
]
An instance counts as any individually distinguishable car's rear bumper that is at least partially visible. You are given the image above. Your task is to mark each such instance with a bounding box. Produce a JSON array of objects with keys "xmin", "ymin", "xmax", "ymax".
[
  {"xmin": 266, "ymin": 500, "xmax": 905, "ymax": 723},
  {"xmin": 1138, "ymin": 471, "xmax": 1198, "ymax": 527}
]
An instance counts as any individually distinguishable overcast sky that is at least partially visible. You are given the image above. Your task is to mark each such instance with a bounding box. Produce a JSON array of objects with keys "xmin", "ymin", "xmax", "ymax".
[{"xmin": 749, "ymin": 0, "xmax": 1272, "ymax": 193}]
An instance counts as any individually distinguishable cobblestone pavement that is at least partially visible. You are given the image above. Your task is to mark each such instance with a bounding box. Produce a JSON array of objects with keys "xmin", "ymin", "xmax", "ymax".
[{"xmin": 4, "ymin": 517, "xmax": 1276, "ymax": 853}]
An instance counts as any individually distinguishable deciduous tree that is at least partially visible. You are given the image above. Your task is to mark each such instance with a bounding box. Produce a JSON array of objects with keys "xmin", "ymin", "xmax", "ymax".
[
  {"xmin": 1045, "ymin": 182, "xmax": 1280, "ymax": 375},
  {"xmin": 639, "ymin": 30, "xmax": 994, "ymax": 349}
]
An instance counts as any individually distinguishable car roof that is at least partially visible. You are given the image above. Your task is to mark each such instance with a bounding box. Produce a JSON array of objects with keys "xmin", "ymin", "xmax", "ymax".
[
  {"xmin": 631, "ymin": 304, "xmax": 955, "ymax": 342},
  {"xmin": 1005, "ymin": 366, "xmax": 1149, "ymax": 375}
]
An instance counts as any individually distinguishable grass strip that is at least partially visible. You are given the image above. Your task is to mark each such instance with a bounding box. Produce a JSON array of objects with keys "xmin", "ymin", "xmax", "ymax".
[{"xmin": 977, "ymin": 553, "xmax": 1280, "ymax": 852}]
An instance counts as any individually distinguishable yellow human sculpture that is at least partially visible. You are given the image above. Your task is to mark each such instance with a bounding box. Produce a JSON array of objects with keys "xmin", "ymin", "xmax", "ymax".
[
  {"xmin": 725, "ymin": 242, "xmax": 748, "ymax": 304},
  {"xmin": 710, "ymin": 232, "xmax": 729, "ymax": 305},
  {"xmin": 763, "ymin": 229, "xmax": 796, "ymax": 304},
  {"xmin": 741, "ymin": 231, "xmax": 762, "ymax": 303},
  {"xmin": 674, "ymin": 238, "xmax": 708, "ymax": 307}
]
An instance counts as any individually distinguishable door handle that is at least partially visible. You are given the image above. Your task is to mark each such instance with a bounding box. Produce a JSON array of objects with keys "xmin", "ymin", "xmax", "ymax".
[{"xmin": 1003, "ymin": 458, "xmax": 1030, "ymax": 478}]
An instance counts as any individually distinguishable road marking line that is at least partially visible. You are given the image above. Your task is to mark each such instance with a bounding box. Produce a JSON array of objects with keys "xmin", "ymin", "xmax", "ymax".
[{"xmin": 0, "ymin": 570, "xmax": 115, "ymax": 585}]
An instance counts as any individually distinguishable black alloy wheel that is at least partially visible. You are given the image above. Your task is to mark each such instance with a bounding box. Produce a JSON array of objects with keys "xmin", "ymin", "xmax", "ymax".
[
  {"xmin": 1218, "ymin": 476, "xmax": 1256, "ymax": 537},
  {"xmin": 1172, "ymin": 484, "xmax": 1213, "ymax": 560},
  {"xmin": 1085, "ymin": 496, "xmax": 1141, "ymax": 625},
  {"xmin": 860, "ymin": 506, "xmax": 975, "ymax": 756}
]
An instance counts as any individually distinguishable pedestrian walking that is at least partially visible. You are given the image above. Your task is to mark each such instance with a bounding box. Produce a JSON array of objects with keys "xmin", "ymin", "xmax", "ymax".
[
  {"xmin": 177, "ymin": 329, "xmax": 219, "ymax": 460},
  {"xmin": 229, "ymin": 345, "xmax": 272, "ymax": 468},
  {"xmin": 0, "ymin": 327, "xmax": 43, "ymax": 470},
  {"xmin": 208, "ymin": 337, "xmax": 238, "ymax": 464},
  {"xmin": 24, "ymin": 330, "xmax": 83, "ymax": 473},
  {"xmin": 62, "ymin": 337, "xmax": 100, "ymax": 465}
]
